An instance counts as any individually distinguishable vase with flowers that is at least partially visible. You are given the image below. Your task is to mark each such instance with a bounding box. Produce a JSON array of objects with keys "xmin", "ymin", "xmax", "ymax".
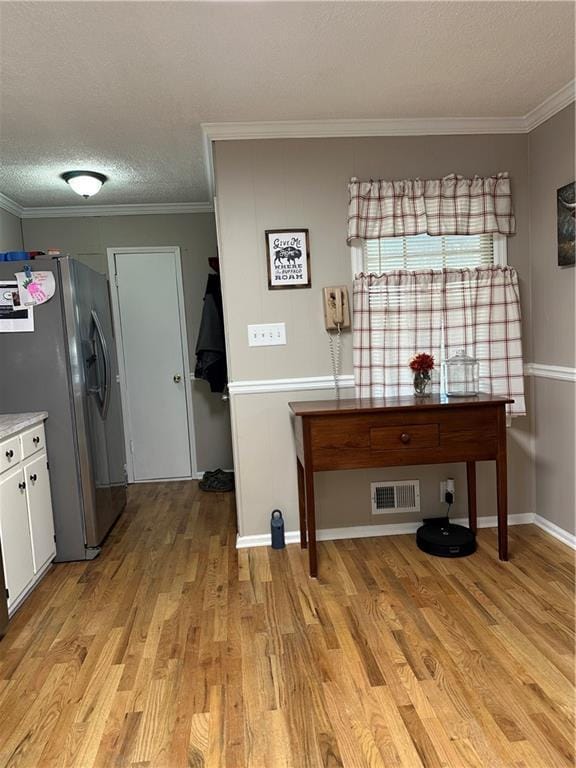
[{"xmin": 409, "ymin": 352, "xmax": 435, "ymax": 397}]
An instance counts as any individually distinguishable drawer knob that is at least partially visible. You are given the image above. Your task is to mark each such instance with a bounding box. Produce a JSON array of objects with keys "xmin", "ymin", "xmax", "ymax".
[
  {"xmin": 30, "ymin": 473, "xmax": 37, "ymax": 482},
  {"xmin": 5, "ymin": 449, "xmax": 14, "ymax": 459},
  {"xmin": 18, "ymin": 481, "xmax": 26, "ymax": 491},
  {"xmin": 33, "ymin": 436, "xmax": 40, "ymax": 445},
  {"xmin": 400, "ymin": 433, "xmax": 411, "ymax": 444}
]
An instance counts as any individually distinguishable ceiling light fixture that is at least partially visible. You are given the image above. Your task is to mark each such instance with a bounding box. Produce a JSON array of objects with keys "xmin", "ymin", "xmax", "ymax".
[{"xmin": 61, "ymin": 170, "xmax": 108, "ymax": 199}]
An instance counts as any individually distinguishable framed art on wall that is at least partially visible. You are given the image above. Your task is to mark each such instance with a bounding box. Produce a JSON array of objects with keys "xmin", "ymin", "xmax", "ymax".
[
  {"xmin": 266, "ymin": 229, "xmax": 311, "ymax": 289},
  {"xmin": 557, "ymin": 181, "xmax": 575, "ymax": 267}
]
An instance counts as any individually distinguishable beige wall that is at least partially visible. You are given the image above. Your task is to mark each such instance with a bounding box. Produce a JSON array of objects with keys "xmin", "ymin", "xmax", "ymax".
[
  {"xmin": 22, "ymin": 212, "xmax": 233, "ymax": 473},
  {"xmin": 0, "ymin": 208, "xmax": 23, "ymax": 251},
  {"xmin": 215, "ymin": 134, "xmax": 535, "ymax": 537},
  {"xmin": 529, "ymin": 104, "xmax": 575, "ymax": 534}
]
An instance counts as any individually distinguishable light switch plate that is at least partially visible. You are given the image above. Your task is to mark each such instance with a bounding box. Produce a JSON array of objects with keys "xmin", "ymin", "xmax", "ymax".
[{"xmin": 248, "ymin": 323, "xmax": 286, "ymax": 347}]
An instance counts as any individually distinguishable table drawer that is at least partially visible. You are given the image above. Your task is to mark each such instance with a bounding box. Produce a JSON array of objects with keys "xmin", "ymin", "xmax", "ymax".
[
  {"xmin": 370, "ymin": 423, "xmax": 439, "ymax": 451},
  {"xmin": 0, "ymin": 436, "xmax": 22, "ymax": 474},
  {"xmin": 20, "ymin": 423, "xmax": 45, "ymax": 459}
]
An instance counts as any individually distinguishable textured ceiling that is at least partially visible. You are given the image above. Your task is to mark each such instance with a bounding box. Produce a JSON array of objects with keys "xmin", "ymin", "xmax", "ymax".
[{"xmin": 0, "ymin": 1, "xmax": 574, "ymax": 207}]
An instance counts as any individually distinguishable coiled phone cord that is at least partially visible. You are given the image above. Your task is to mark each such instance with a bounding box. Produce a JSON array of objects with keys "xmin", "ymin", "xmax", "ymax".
[{"xmin": 328, "ymin": 323, "xmax": 342, "ymax": 399}]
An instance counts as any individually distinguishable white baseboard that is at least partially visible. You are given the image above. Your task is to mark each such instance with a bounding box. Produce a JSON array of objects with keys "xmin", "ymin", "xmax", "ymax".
[
  {"xmin": 533, "ymin": 515, "xmax": 576, "ymax": 549},
  {"xmin": 194, "ymin": 469, "xmax": 234, "ymax": 480},
  {"xmin": 237, "ymin": 531, "xmax": 302, "ymax": 548},
  {"xmin": 236, "ymin": 513, "xmax": 535, "ymax": 549}
]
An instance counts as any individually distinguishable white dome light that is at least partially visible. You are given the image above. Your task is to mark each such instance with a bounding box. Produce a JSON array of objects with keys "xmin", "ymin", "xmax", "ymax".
[{"xmin": 61, "ymin": 171, "xmax": 108, "ymax": 199}]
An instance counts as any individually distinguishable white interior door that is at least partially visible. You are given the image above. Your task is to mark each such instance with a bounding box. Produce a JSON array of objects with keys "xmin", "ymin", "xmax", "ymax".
[{"xmin": 113, "ymin": 249, "xmax": 194, "ymax": 481}]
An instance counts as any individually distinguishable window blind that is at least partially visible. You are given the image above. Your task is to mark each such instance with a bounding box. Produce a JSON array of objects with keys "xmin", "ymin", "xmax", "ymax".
[{"xmin": 362, "ymin": 233, "xmax": 494, "ymax": 274}]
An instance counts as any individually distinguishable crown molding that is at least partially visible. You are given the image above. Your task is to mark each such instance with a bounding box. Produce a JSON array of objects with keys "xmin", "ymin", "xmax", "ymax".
[
  {"xmin": 203, "ymin": 128, "xmax": 217, "ymax": 203},
  {"xmin": 202, "ymin": 116, "xmax": 528, "ymax": 143},
  {"xmin": 3, "ymin": 81, "xmax": 573, "ymax": 216},
  {"xmin": 524, "ymin": 79, "xmax": 576, "ymax": 132},
  {"xmin": 202, "ymin": 82, "xmax": 575, "ymax": 145},
  {"xmin": 0, "ymin": 193, "xmax": 24, "ymax": 217},
  {"xmin": 201, "ymin": 81, "xmax": 575, "ymax": 195},
  {"xmin": 18, "ymin": 201, "xmax": 214, "ymax": 219},
  {"xmin": 202, "ymin": 115, "xmax": 527, "ymax": 199}
]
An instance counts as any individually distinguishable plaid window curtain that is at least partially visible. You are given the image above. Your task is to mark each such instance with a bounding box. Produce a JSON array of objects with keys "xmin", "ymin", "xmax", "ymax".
[
  {"xmin": 347, "ymin": 173, "xmax": 516, "ymax": 243},
  {"xmin": 353, "ymin": 266, "xmax": 526, "ymax": 416}
]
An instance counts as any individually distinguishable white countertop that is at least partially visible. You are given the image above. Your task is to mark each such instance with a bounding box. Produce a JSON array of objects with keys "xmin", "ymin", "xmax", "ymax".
[{"xmin": 0, "ymin": 412, "xmax": 48, "ymax": 441}]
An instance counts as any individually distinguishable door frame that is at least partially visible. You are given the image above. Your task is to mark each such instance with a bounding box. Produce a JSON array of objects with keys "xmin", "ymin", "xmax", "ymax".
[{"xmin": 106, "ymin": 246, "xmax": 198, "ymax": 483}]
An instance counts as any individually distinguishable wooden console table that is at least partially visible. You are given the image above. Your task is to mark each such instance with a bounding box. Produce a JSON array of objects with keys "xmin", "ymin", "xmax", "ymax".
[{"xmin": 289, "ymin": 394, "xmax": 512, "ymax": 577}]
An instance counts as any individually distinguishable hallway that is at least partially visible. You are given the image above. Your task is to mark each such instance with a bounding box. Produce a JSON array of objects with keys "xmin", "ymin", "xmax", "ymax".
[{"xmin": 0, "ymin": 482, "xmax": 573, "ymax": 767}]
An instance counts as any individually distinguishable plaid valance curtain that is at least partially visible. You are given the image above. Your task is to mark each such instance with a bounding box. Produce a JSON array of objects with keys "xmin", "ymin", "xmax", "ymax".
[
  {"xmin": 353, "ymin": 266, "xmax": 525, "ymax": 415},
  {"xmin": 347, "ymin": 173, "xmax": 516, "ymax": 243}
]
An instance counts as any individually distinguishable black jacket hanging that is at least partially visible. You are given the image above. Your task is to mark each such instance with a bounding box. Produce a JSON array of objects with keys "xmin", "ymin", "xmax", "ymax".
[{"xmin": 195, "ymin": 273, "xmax": 228, "ymax": 393}]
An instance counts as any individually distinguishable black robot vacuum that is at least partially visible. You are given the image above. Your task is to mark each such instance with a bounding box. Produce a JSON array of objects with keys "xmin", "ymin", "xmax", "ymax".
[{"xmin": 416, "ymin": 517, "xmax": 476, "ymax": 558}]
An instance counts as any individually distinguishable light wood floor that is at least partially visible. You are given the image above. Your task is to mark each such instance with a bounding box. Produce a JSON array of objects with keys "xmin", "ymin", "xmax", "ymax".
[{"xmin": 0, "ymin": 482, "xmax": 574, "ymax": 768}]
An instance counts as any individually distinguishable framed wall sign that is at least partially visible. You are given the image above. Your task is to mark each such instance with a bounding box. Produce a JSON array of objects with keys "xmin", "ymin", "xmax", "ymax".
[
  {"xmin": 557, "ymin": 181, "xmax": 575, "ymax": 267},
  {"xmin": 266, "ymin": 229, "xmax": 311, "ymax": 289}
]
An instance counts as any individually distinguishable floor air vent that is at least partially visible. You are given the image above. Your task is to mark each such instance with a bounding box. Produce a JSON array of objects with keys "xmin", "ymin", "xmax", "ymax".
[{"xmin": 371, "ymin": 480, "xmax": 420, "ymax": 515}]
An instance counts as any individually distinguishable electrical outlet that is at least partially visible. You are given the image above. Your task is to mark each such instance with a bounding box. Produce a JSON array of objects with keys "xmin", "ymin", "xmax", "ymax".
[
  {"xmin": 440, "ymin": 479, "xmax": 456, "ymax": 502},
  {"xmin": 247, "ymin": 323, "xmax": 287, "ymax": 347}
]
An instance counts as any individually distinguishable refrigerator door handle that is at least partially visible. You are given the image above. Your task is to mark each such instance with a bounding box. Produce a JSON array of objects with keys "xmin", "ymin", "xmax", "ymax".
[{"xmin": 90, "ymin": 309, "xmax": 111, "ymax": 419}]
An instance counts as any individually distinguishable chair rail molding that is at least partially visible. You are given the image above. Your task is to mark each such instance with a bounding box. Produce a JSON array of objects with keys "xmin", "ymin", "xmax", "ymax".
[
  {"xmin": 524, "ymin": 363, "xmax": 576, "ymax": 382},
  {"xmin": 228, "ymin": 374, "xmax": 355, "ymax": 395},
  {"xmin": 226, "ymin": 363, "xmax": 575, "ymax": 397}
]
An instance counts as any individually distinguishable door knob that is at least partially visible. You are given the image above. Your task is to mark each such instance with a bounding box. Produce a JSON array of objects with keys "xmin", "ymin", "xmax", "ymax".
[{"xmin": 173, "ymin": 374, "xmax": 182, "ymax": 383}]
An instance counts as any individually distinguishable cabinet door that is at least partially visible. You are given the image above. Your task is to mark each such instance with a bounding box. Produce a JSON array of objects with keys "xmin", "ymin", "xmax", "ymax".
[
  {"xmin": 0, "ymin": 468, "xmax": 35, "ymax": 608},
  {"xmin": 24, "ymin": 453, "xmax": 56, "ymax": 573}
]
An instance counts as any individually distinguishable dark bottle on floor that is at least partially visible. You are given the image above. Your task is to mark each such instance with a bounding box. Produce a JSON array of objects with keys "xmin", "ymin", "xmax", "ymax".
[{"xmin": 271, "ymin": 510, "xmax": 285, "ymax": 549}]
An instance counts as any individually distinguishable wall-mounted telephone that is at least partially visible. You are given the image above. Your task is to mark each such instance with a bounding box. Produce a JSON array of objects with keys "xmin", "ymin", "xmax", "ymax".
[
  {"xmin": 322, "ymin": 286, "xmax": 350, "ymax": 330},
  {"xmin": 323, "ymin": 286, "xmax": 350, "ymax": 398}
]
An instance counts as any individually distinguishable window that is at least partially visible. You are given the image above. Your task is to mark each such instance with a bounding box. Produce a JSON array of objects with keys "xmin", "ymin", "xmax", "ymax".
[
  {"xmin": 350, "ymin": 233, "xmax": 525, "ymax": 411},
  {"xmin": 351, "ymin": 233, "xmax": 507, "ymax": 276}
]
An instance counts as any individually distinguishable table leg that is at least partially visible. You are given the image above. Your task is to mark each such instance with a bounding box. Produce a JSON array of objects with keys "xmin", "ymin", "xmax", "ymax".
[
  {"xmin": 496, "ymin": 451, "xmax": 508, "ymax": 561},
  {"xmin": 304, "ymin": 465, "xmax": 317, "ymax": 577},
  {"xmin": 297, "ymin": 458, "xmax": 307, "ymax": 549},
  {"xmin": 466, "ymin": 461, "xmax": 477, "ymax": 534}
]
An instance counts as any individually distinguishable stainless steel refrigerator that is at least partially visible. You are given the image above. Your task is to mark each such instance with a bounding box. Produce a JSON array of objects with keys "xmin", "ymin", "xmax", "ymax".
[{"xmin": 0, "ymin": 257, "xmax": 127, "ymax": 561}]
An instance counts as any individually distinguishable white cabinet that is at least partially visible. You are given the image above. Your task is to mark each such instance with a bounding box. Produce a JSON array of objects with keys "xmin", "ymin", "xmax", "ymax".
[
  {"xmin": 0, "ymin": 417, "xmax": 56, "ymax": 615},
  {"xmin": 24, "ymin": 453, "xmax": 56, "ymax": 573},
  {"xmin": 0, "ymin": 435, "xmax": 21, "ymax": 474},
  {"xmin": 0, "ymin": 468, "xmax": 35, "ymax": 610}
]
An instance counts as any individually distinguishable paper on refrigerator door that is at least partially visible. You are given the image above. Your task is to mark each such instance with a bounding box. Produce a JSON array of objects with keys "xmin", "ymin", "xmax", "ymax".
[
  {"xmin": 15, "ymin": 270, "xmax": 55, "ymax": 307},
  {"xmin": 0, "ymin": 281, "xmax": 34, "ymax": 332}
]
